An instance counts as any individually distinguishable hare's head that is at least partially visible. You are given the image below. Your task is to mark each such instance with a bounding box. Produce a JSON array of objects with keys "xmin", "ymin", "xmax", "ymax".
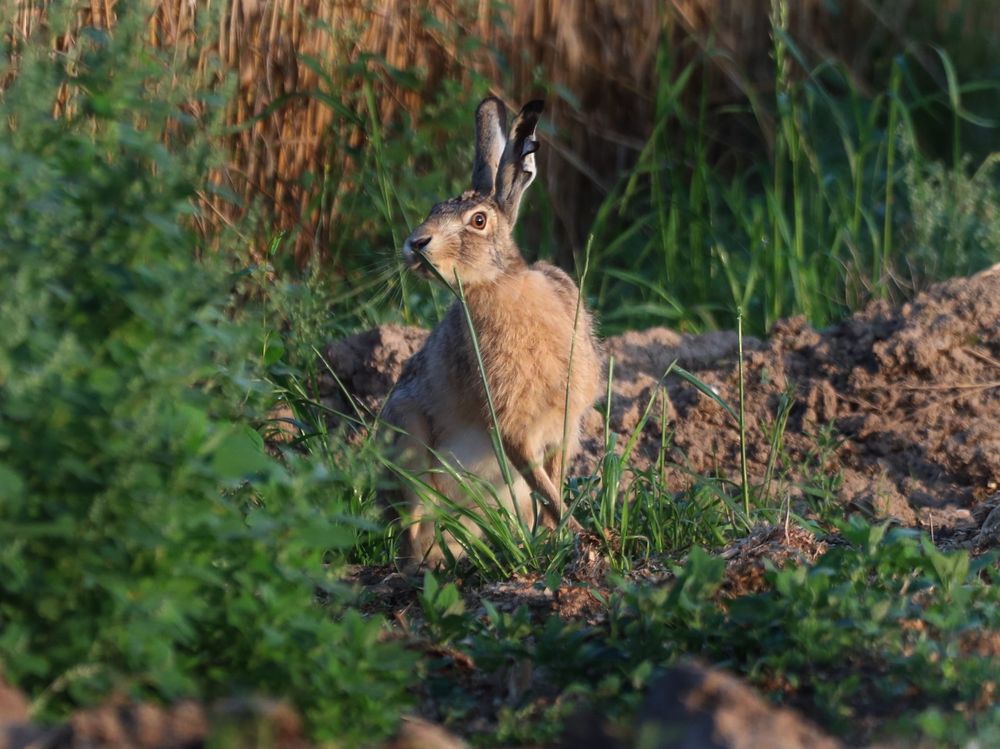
[{"xmin": 402, "ymin": 97, "xmax": 543, "ymax": 286}]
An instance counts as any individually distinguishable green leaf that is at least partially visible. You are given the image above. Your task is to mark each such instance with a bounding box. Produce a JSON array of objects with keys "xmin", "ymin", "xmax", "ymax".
[
  {"xmin": 263, "ymin": 337, "xmax": 286, "ymax": 366},
  {"xmin": 211, "ymin": 426, "xmax": 273, "ymax": 480},
  {"xmin": 921, "ymin": 537, "xmax": 969, "ymax": 595},
  {"xmin": 293, "ymin": 522, "xmax": 357, "ymax": 551},
  {"xmin": 668, "ymin": 546, "xmax": 725, "ymax": 614},
  {"xmin": 423, "ymin": 570, "xmax": 439, "ymax": 601},
  {"xmin": 545, "ymin": 568, "xmax": 562, "ymax": 594},
  {"xmin": 0, "ymin": 463, "xmax": 26, "ymax": 499}
]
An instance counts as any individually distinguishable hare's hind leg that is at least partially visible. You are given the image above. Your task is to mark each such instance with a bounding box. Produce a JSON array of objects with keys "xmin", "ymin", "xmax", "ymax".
[
  {"xmin": 542, "ymin": 437, "xmax": 583, "ymax": 532},
  {"xmin": 503, "ymin": 438, "xmax": 583, "ymax": 533},
  {"xmin": 543, "ymin": 429, "xmax": 580, "ymax": 493}
]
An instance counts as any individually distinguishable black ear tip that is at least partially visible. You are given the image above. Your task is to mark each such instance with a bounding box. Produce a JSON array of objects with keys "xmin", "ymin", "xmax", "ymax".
[{"xmin": 521, "ymin": 99, "xmax": 545, "ymax": 115}]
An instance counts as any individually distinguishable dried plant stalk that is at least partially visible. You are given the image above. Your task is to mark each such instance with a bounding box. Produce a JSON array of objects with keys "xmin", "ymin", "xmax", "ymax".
[{"xmin": 5, "ymin": 0, "xmax": 993, "ymax": 264}]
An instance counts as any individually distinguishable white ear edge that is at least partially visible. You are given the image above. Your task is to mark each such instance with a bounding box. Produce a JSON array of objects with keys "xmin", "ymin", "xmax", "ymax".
[
  {"xmin": 493, "ymin": 118, "xmax": 507, "ymax": 154},
  {"xmin": 521, "ymin": 137, "xmax": 538, "ymax": 181},
  {"xmin": 522, "ymin": 153, "xmax": 536, "ymax": 181}
]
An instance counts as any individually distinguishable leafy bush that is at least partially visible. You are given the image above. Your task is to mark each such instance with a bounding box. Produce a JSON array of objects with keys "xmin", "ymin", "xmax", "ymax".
[
  {"xmin": 0, "ymin": 11, "xmax": 412, "ymax": 742},
  {"xmin": 903, "ymin": 149, "xmax": 1000, "ymax": 282}
]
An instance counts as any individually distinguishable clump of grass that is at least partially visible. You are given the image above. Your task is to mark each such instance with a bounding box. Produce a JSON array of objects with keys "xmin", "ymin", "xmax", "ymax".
[{"xmin": 587, "ymin": 4, "xmax": 999, "ymax": 336}]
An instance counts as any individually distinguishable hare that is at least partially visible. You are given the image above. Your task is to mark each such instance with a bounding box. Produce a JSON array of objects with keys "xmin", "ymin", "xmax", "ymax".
[{"xmin": 381, "ymin": 97, "xmax": 603, "ymax": 568}]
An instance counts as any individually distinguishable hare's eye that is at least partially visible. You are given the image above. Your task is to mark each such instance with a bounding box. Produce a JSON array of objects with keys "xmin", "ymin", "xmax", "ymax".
[{"xmin": 471, "ymin": 212, "xmax": 487, "ymax": 230}]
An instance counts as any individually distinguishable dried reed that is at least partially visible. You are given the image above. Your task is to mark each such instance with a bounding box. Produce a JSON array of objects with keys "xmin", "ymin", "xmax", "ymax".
[{"xmin": 5, "ymin": 0, "xmax": 993, "ymax": 264}]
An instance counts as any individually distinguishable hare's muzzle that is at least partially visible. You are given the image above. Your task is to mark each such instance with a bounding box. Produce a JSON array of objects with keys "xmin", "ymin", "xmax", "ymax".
[{"xmin": 402, "ymin": 234, "xmax": 433, "ymax": 274}]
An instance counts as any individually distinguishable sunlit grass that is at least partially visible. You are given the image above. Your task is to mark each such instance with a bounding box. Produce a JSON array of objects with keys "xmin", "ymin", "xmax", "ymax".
[{"xmin": 586, "ymin": 32, "xmax": 998, "ymax": 336}]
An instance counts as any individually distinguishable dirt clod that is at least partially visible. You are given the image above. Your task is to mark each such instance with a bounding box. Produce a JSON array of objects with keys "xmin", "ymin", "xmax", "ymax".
[
  {"xmin": 0, "ymin": 693, "xmax": 308, "ymax": 749},
  {"xmin": 639, "ymin": 661, "xmax": 844, "ymax": 749},
  {"xmin": 561, "ymin": 660, "xmax": 843, "ymax": 749},
  {"xmin": 322, "ymin": 325, "xmax": 428, "ymax": 425},
  {"xmin": 382, "ymin": 716, "xmax": 469, "ymax": 749},
  {"xmin": 0, "ymin": 677, "xmax": 29, "ymax": 725}
]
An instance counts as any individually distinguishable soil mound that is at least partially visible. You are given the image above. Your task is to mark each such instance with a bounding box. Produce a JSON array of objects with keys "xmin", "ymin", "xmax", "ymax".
[{"xmin": 320, "ymin": 265, "xmax": 1000, "ymax": 529}]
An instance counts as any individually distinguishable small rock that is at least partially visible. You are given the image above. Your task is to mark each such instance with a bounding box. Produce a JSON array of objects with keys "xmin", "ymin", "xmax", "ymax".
[{"xmin": 634, "ymin": 661, "xmax": 843, "ymax": 749}]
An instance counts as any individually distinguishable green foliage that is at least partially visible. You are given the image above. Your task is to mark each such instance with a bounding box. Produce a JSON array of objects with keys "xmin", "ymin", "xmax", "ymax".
[
  {"xmin": 431, "ymin": 522, "xmax": 998, "ymax": 745},
  {"xmin": 419, "ymin": 571, "xmax": 468, "ymax": 644},
  {"xmin": 0, "ymin": 11, "xmax": 413, "ymax": 742},
  {"xmin": 605, "ymin": 521, "xmax": 1000, "ymax": 743},
  {"xmin": 904, "ymin": 150, "xmax": 1000, "ymax": 282}
]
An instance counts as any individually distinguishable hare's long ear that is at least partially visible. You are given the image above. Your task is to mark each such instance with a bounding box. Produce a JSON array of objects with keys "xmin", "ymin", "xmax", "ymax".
[
  {"xmin": 493, "ymin": 99, "xmax": 543, "ymax": 224},
  {"xmin": 472, "ymin": 97, "xmax": 507, "ymax": 195}
]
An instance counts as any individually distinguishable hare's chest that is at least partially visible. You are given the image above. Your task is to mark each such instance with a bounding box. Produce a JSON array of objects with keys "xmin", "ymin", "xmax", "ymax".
[
  {"xmin": 477, "ymin": 313, "xmax": 573, "ymax": 404},
  {"xmin": 436, "ymin": 424, "xmax": 532, "ymax": 511},
  {"xmin": 439, "ymin": 425, "xmax": 502, "ymax": 478},
  {"xmin": 458, "ymin": 275, "xmax": 581, "ymax": 430}
]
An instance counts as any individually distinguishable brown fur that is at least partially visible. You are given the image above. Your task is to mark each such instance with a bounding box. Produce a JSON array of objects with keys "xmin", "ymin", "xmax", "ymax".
[{"xmin": 382, "ymin": 98, "xmax": 603, "ymax": 569}]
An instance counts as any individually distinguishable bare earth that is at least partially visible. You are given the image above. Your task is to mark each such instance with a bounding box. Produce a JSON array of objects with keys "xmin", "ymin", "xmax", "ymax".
[{"xmin": 322, "ymin": 263, "xmax": 1000, "ymax": 533}]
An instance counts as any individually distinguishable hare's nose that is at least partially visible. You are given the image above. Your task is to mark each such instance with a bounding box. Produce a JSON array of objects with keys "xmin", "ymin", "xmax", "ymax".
[{"xmin": 409, "ymin": 235, "xmax": 432, "ymax": 253}]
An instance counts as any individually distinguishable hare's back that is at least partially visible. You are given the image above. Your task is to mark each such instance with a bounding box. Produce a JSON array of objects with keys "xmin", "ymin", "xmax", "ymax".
[
  {"xmin": 530, "ymin": 262, "xmax": 603, "ymax": 411},
  {"xmin": 532, "ymin": 262, "xmax": 582, "ymax": 307},
  {"xmin": 493, "ymin": 266, "xmax": 584, "ymax": 360},
  {"xmin": 466, "ymin": 267, "xmax": 590, "ymax": 430}
]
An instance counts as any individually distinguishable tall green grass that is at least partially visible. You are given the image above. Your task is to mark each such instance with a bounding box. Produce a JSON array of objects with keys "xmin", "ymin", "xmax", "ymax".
[{"xmin": 584, "ymin": 12, "xmax": 999, "ymax": 335}]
